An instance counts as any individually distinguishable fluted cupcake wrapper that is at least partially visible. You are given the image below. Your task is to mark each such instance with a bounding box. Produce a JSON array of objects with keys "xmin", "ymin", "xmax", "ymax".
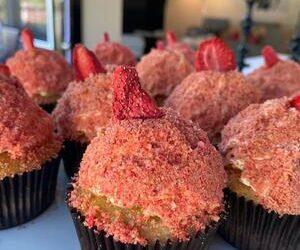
[
  {"xmin": 62, "ymin": 140, "xmax": 87, "ymax": 178},
  {"xmin": 69, "ymin": 206, "xmax": 222, "ymax": 250},
  {"xmin": 0, "ymin": 156, "xmax": 60, "ymax": 229},
  {"xmin": 219, "ymin": 189, "xmax": 300, "ymax": 250},
  {"xmin": 40, "ymin": 103, "xmax": 56, "ymax": 114}
]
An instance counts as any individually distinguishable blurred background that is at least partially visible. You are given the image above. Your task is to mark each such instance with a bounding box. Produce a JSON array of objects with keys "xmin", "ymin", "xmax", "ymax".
[{"xmin": 0, "ymin": 0, "xmax": 299, "ymax": 62}]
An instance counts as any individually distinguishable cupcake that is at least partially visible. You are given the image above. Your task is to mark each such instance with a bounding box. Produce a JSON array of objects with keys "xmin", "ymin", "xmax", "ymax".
[
  {"xmin": 165, "ymin": 38, "xmax": 260, "ymax": 145},
  {"xmin": 166, "ymin": 31, "xmax": 195, "ymax": 64},
  {"xmin": 247, "ymin": 46, "xmax": 300, "ymax": 101},
  {"xmin": 52, "ymin": 44, "xmax": 112, "ymax": 178},
  {"xmin": 0, "ymin": 65, "xmax": 61, "ymax": 229},
  {"xmin": 94, "ymin": 32, "xmax": 136, "ymax": 68},
  {"xmin": 67, "ymin": 66, "xmax": 227, "ymax": 250},
  {"xmin": 218, "ymin": 96, "xmax": 300, "ymax": 250},
  {"xmin": 136, "ymin": 41, "xmax": 194, "ymax": 105},
  {"xmin": 6, "ymin": 28, "xmax": 74, "ymax": 112}
]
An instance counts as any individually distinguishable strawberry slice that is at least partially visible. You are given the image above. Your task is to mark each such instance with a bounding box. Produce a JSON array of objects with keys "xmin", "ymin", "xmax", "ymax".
[
  {"xmin": 166, "ymin": 31, "xmax": 177, "ymax": 45},
  {"xmin": 0, "ymin": 65, "xmax": 10, "ymax": 77},
  {"xmin": 101, "ymin": 32, "xmax": 110, "ymax": 42},
  {"xmin": 21, "ymin": 28, "xmax": 34, "ymax": 50},
  {"xmin": 156, "ymin": 40, "xmax": 165, "ymax": 50},
  {"xmin": 262, "ymin": 46, "xmax": 280, "ymax": 68},
  {"xmin": 113, "ymin": 66, "xmax": 163, "ymax": 120},
  {"xmin": 72, "ymin": 44, "xmax": 106, "ymax": 81},
  {"xmin": 195, "ymin": 37, "xmax": 236, "ymax": 72},
  {"xmin": 290, "ymin": 95, "xmax": 300, "ymax": 111}
]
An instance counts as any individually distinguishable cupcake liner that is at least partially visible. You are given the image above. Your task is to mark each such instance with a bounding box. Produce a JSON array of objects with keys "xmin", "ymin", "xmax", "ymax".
[
  {"xmin": 40, "ymin": 103, "xmax": 56, "ymax": 113},
  {"xmin": 219, "ymin": 189, "xmax": 300, "ymax": 250},
  {"xmin": 62, "ymin": 140, "xmax": 87, "ymax": 178},
  {"xmin": 69, "ymin": 206, "xmax": 222, "ymax": 250},
  {"xmin": 0, "ymin": 156, "xmax": 60, "ymax": 229}
]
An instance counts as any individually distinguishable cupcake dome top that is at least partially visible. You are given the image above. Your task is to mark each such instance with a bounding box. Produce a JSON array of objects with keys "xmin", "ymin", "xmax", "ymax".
[
  {"xmin": 219, "ymin": 97, "xmax": 300, "ymax": 215},
  {"xmin": 70, "ymin": 66, "xmax": 226, "ymax": 245},
  {"xmin": 0, "ymin": 65, "xmax": 61, "ymax": 179},
  {"xmin": 53, "ymin": 45, "xmax": 112, "ymax": 143},
  {"xmin": 165, "ymin": 38, "xmax": 260, "ymax": 144},
  {"xmin": 247, "ymin": 46, "xmax": 300, "ymax": 101},
  {"xmin": 165, "ymin": 31, "xmax": 195, "ymax": 64},
  {"xmin": 94, "ymin": 32, "xmax": 136, "ymax": 67},
  {"xmin": 6, "ymin": 29, "xmax": 74, "ymax": 104},
  {"xmin": 136, "ymin": 46, "xmax": 194, "ymax": 100}
]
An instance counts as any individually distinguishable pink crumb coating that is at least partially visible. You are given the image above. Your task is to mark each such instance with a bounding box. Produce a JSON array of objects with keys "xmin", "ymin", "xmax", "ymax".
[
  {"xmin": 167, "ymin": 42, "xmax": 195, "ymax": 64},
  {"xmin": 52, "ymin": 73, "xmax": 113, "ymax": 143},
  {"xmin": 70, "ymin": 108, "xmax": 226, "ymax": 245},
  {"xmin": 7, "ymin": 48, "xmax": 74, "ymax": 104},
  {"xmin": 0, "ymin": 74, "xmax": 61, "ymax": 178},
  {"xmin": 136, "ymin": 49, "xmax": 194, "ymax": 99},
  {"xmin": 247, "ymin": 60, "xmax": 300, "ymax": 101},
  {"xmin": 219, "ymin": 97, "xmax": 300, "ymax": 215},
  {"xmin": 94, "ymin": 40, "xmax": 136, "ymax": 67},
  {"xmin": 165, "ymin": 70, "xmax": 260, "ymax": 144}
]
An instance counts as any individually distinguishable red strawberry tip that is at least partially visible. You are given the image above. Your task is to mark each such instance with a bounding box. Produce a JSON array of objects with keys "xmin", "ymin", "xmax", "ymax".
[
  {"xmin": 21, "ymin": 28, "xmax": 34, "ymax": 50},
  {"xmin": 262, "ymin": 46, "xmax": 280, "ymax": 68},
  {"xmin": 113, "ymin": 66, "xmax": 163, "ymax": 121},
  {"xmin": 195, "ymin": 37, "xmax": 236, "ymax": 72},
  {"xmin": 166, "ymin": 31, "xmax": 177, "ymax": 45},
  {"xmin": 72, "ymin": 44, "xmax": 106, "ymax": 81},
  {"xmin": 156, "ymin": 40, "xmax": 165, "ymax": 50},
  {"xmin": 290, "ymin": 95, "xmax": 300, "ymax": 111},
  {"xmin": 102, "ymin": 32, "xmax": 110, "ymax": 42}
]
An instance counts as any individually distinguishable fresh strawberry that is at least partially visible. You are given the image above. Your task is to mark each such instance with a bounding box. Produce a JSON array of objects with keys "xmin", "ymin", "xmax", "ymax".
[
  {"xmin": 156, "ymin": 40, "xmax": 165, "ymax": 50},
  {"xmin": 113, "ymin": 66, "xmax": 163, "ymax": 120},
  {"xmin": 101, "ymin": 32, "xmax": 110, "ymax": 42},
  {"xmin": 195, "ymin": 37, "xmax": 236, "ymax": 72},
  {"xmin": 262, "ymin": 46, "xmax": 280, "ymax": 68},
  {"xmin": 0, "ymin": 65, "xmax": 10, "ymax": 77},
  {"xmin": 72, "ymin": 44, "xmax": 106, "ymax": 81},
  {"xmin": 290, "ymin": 95, "xmax": 300, "ymax": 111},
  {"xmin": 166, "ymin": 31, "xmax": 177, "ymax": 45},
  {"xmin": 21, "ymin": 28, "xmax": 34, "ymax": 50}
]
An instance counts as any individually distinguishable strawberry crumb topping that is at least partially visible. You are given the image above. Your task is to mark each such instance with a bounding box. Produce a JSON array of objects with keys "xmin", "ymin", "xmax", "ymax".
[
  {"xmin": 94, "ymin": 33, "xmax": 136, "ymax": 67},
  {"xmin": 0, "ymin": 64, "xmax": 10, "ymax": 77},
  {"xmin": 0, "ymin": 75, "xmax": 61, "ymax": 179},
  {"xmin": 70, "ymin": 108, "xmax": 226, "ymax": 245},
  {"xmin": 113, "ymin": 66, "xmax": 163, "ymax": 120},
  {"xmin": 195, "ymin": 37, "xmax": 236, "ymax": 72},
  {"xmin": 73, "ymin": 44, "xmax": 106, "ymax": 81},
  {"xmin": 220, "ymin": 97, "xmax": 300, "ymax": 215},
  {"xmin": 262, "ymin": 45, "xmax": 280, "ymax": 68}
]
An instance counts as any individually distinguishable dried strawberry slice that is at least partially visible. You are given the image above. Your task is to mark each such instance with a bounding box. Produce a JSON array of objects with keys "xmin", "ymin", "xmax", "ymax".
[
  {"xmin": 262, "ymin": 46, "xmax": 280, "ymax": 68},
  {"xmin": 195, "ymin": 37, "xmax": 236, "ymax": 72},
  {"xmin": 156, "ymin": 40, "xmax": 165, "ymax": 50},
  {"xmin": 290, "ymin": 95, "xmax": 300, "ymax": 111},
  {"xmin": 0, "ymin": 65, "xmax": 10, "ymax": 77},
  {"xmin": 101, "ymin": 32, "xmax": 110, "ymax": 42},
  {"xmin": 113, "ymin": 66, "xmax": 163, "ymax": 120},
  {"xmin": 166, "ymin": 31, "xmax": 177, "ymax": 45},
  {"xmin": 72, "ymin": 44, "xmax": 106, "ymax": 81},
  {"xmin": 21, "ymin": 28, "xmax": 34, "ymax": 50}
]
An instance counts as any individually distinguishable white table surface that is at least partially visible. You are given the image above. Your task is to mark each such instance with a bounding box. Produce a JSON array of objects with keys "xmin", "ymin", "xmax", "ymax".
[{"xmin": 0, "ymin": 55, "xmax": 289, "ymax": 250}]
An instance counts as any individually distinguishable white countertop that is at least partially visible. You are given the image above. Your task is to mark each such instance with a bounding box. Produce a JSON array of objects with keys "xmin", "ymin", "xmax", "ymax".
[{"xmin": 0, "ymin": 55, "xmax": 289, "ymax": 250}]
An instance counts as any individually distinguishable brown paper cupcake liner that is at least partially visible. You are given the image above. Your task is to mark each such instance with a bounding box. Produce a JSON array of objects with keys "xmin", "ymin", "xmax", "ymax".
[
  {"xmin": 68, "ymin": 203, "xmax": 222, "ymax": 250},
  {"xmin": 0, "ymin": 156, "xmax": 60, "ymax": 229},
  {"xmin": 219, "ymin": 189, "xmax": 300, "ymax": 250},
  {"xmin": 40, "ymin": 103, "xmax": 56, "ymax": 114},
  {"xmin": 62, "ymin": 140, "xmax": 87, "ymax": 178}
]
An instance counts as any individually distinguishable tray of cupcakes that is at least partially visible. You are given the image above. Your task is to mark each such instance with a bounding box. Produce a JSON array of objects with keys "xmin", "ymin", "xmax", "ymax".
[{"xmin": 0, "ymin": 27, "xmax": 299, "ymax": 250}]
